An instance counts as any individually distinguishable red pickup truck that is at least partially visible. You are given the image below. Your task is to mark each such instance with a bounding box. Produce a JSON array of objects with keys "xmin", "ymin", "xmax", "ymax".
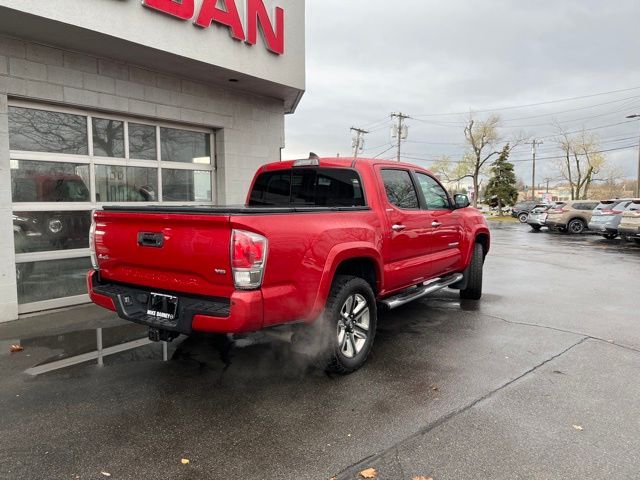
[{"xmin": 88, "ymin": 156, "xmax": 490, "ymax": 373}]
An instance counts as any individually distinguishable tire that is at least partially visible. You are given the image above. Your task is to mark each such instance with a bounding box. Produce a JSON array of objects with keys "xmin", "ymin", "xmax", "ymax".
[
  {"xmin": 460, "ymin": 243, "xmax": 484, "ymax": 300},
  {"xmin": 320, "ymin": 275, "xmax": 377, "ymax": 375},
  {"xmin": 634, "ymin": 239, "xmax": 640, "ymax": 246},
  {"xmin": 567, "ymin": 219, "xmax": 585, "ymax": 234},
  {"xmin": 530, "ymin": 225, "xmax": 542, "ymax": 231},
  {"xmin": 518, "ymin": 213, "xmax": 528, "ymax": 223},
  {"xmin": 603, "ymin": 233, "xmax": 617, "ymax": 240}
]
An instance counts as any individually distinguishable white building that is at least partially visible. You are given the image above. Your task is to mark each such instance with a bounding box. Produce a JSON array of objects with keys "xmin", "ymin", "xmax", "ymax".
[{"xmin": 0, "ymin": 0, "xmax": 305, "ymax": 321}]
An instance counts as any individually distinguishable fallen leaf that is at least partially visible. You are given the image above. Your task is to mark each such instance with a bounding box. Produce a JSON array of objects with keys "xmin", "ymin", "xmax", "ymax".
[
  {"xmin": 10, "ymin": 344, "xmax": 23, "ymax": 353},
  {"xmin": 181, "ymin": 458, "xmax": 190, "ymax": 465},
  {"xmin": 412, "ymin": 476, "xmax": 433, "ymax": 480},
  {"xmin": 573, "ymin": 425, "xmax": 584, "ymax": 431},
  {"xmin": 359, "ymin": 468, "xmax": 377, "ymax": 478},
  {"xmin": 100, "ymin": 472, "xmax": 111, "ymax": 477}
]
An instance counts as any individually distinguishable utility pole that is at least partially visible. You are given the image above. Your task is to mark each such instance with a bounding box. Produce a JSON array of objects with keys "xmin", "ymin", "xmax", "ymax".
[
  {"xmin": 627, "ymin": 115, "xmax": 640, "ymax": 197},
  {"xmin": 391, "ymin": 113, "xmax": 410, "ymax": 162},
  {"xmin": 526, "ymin": 139, "xmax": 543, "ymax": 201},
  {"xmin": 350, "ymin": 127, "xmax": 369, "ymax": 158}
]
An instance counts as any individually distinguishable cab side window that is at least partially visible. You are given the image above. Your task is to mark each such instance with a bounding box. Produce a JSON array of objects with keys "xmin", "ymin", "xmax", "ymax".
[
  {"xmin": 415, "ymin": 173, "xmax": 450, "ymax": 210},
  {"xmin": 381, "ymin": 169, "xmax": 420, "ymax": 209}
]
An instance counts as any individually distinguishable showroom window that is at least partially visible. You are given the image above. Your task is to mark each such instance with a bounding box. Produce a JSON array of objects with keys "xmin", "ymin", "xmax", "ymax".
[{"xmin": 9, "ymin": 102, "xmax": 216, "ymax": 313}]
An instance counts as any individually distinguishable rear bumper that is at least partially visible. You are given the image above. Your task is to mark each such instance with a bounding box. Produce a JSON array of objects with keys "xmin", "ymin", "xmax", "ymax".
[
  {"xmin": 544, "ymin": 219, "xmax": 565, "ymax": 228},
  {"xmin": 87, "ymin": 270, "xmax": 264, "ymax": 335},
  {"xmin": 588, "ymin": 222, "xmax": 616, "ymax": 233},
  {"xmin": 527, "ymin": 218, "xmax": 546, "ymax": 226},
  {"xmin": 619, "ymin": 226, "xmax": 640, "ymax": 237}
]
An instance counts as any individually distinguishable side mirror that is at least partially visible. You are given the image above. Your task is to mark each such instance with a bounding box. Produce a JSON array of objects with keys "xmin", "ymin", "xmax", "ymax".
[{"xmin": 454, "ymin": 194, "xmax": 470, "ymax": 209}]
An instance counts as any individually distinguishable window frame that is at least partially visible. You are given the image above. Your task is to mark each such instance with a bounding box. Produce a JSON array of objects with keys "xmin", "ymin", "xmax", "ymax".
[
  {"xmin": 8, "ymin": 100, "xmax": 218, "ymax": 313},
  {"xmin": 379, "ymin": 167, "xmax": 422, "ymax": 211}
]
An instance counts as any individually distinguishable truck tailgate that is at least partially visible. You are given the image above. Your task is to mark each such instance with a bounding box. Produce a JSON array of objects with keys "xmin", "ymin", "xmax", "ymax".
[{"xmin": 94, "ymin": 211, "xmax": 234, "ymax": 298}]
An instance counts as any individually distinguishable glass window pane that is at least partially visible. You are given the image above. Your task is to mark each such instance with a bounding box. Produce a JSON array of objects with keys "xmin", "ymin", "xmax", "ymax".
[
  {"xmin": 415, "ymin": 173, "xmax": 450, "ymax": 210},
  {"xmin": 129, "ymin": 123, "xmax": 157, "ymax": 160},
  {"xmin": 17, "ymin": 257, "xmax": 91, "ymax": 304},
  {"xmin": 13, "ymin": 211, "xmax": 91, "ymax": 253},
  {"xmin": 162, "ymin": 169, "xmax": 211, "ymax": 202},
  {"xmin": 95, "ymin": 166, "xmax": 158, "ymax": 202},
  {"xmin": 11, "ymin": 160, "xmax": 90, "ymax": 203},
  {"xmin": 92, "ymin": 118, "xmax": 124, "ymax": 158},
  {"xmin": 381, "ymin": 169, "xmax": 419, "ymax": 209},
  {"xmin": 249, "ymin": 171, "xmax": 291, "ymax": 206},
  {"xmin": 160, "ymin": 128, "xmax": 211, "ymax": 164},
  {"xmin": 9, "ymin": 106, "xmax": 88, "ymax": 154}
]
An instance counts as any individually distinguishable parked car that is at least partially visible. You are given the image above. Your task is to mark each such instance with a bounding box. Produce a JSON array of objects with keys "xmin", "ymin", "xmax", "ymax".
[
  {"xmin": 545, "ymin": 200, "xmax": 600, "ymax": 234},
  {"xmin": 618, "ymin": 199, "xmax": 640, "ymax": 244},
  {"xmin": 588, "ymin": 199, "xmax": 634, "ymax": 239},
  {"xmin": 512, "ymin": 201, "xmax": 540, "ymax": 223},
  {"xmin": 88, "ymin": 156, "xmax": 491, "ymax": 374},
  {"xmin": 527, "ymin": 202, "xmax": 564, "ymax": 231}
]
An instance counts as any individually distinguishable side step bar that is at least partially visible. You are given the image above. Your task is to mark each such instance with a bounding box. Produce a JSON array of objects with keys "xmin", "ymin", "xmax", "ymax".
[{"xmin": 381, "ymin": 273, "xmax": 464, "ymax": 310}]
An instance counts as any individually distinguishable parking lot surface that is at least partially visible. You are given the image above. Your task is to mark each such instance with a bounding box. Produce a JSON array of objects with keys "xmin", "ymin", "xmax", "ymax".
[{"xmin": 1, "ymin": 223, "xmax": 639, "ymax": 480}]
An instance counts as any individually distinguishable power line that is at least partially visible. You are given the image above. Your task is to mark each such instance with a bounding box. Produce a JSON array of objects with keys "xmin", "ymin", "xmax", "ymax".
[
  {"xmin": 401, "ymin": 144, "xmax": 639, "ymax": 165},
  {"xmin": 412, "ymin": 86, "xmax": 640, "ymax": 118},
  {"xmin": 372, "ymin": 145, "xmax": 396, "ymax": 159}
]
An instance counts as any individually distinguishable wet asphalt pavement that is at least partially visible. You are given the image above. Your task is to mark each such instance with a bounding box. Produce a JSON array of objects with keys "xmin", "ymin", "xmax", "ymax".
[{"xmin": 1, "ymin": 223, "xmax": 639, "ymax": 480}]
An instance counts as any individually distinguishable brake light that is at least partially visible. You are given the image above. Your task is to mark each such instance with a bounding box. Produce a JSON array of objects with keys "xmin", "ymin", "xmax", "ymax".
[
  {"xmin": 231, "ymin": 229, "xmax": 268, "ymax": 289},
  {"xmin": 89, "ymin": 210, "xmax": 98, "ymax": 270}
]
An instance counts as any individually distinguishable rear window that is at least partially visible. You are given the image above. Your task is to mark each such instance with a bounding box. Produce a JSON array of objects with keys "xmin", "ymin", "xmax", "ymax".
[
  {"xmin": 595, "ymin": 201, "xmax": 618, "ymax": 211},
  {"xmin": 249, "ymin": 168, "xmax": 365, "ymax": 207},
  {"xmin": 613, "ymin": 201, "xmax": 631, "ymax": 211},
  {"xmin": 573, "ymin": 202, "xmax": 598, "ymax": 210}
]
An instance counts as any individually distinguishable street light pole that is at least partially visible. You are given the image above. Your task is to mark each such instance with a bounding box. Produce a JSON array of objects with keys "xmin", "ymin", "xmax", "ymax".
[{"xmin": 627, "ymin": 114, "xmax": 640, "ymax": 197}]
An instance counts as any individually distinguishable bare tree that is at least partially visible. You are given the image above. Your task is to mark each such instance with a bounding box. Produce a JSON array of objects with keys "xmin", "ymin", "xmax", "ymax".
[
  {"xmin": 463, "ymin": 115, "xmax": 508, "ymax": 207},
  {"xmin": 555, "ymin": 126, "xmax": 606, "ymax": 200}
]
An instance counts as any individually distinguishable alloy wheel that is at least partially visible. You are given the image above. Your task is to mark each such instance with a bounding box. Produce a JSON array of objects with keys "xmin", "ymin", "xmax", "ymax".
[{"xmin": 337, "ymin": 294, "xmax": 370, "ymax": 359}]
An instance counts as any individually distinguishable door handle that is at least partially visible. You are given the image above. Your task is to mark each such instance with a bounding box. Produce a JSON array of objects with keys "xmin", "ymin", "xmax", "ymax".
[
  {"xmin": 392, "ymin": 224, "xmax": 406, "ymax": 232},
  {"xmin": 431, "ymin": 221, "xmax": 442, "ymax": 228}
]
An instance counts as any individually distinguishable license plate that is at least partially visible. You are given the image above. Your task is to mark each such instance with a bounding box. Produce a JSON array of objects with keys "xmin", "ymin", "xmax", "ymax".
[{"xmin": 147, "ymin": 293, "xmax": 179, "ymax": 320}]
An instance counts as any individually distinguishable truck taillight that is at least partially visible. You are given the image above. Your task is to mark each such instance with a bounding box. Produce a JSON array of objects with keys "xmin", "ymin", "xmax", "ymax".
[
  {"xmin": 231, "ymin": 229, "xmax": 268, "ymax": 290},
  {"xmin": 89, "ymin": 211, "xmax": 98, "ymax": 270}
]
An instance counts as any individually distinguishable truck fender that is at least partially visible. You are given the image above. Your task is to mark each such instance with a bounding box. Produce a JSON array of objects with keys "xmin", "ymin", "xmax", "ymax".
[
  {"xmin": 462, "ymin": 226, "xmax": 491, "ymax": 266},
  {"xmin": 307, "ymin": 243, "xmax": 383, "ymax": 322}
]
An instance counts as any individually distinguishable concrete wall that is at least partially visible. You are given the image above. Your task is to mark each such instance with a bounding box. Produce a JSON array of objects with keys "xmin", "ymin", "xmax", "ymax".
[
  {"xmin": 0, "ymin": 0, "xmax": 305, "ymax": 111},
  {"xmin": 0, "ymin": 34, "xmax": 287, "ymax": 322}
]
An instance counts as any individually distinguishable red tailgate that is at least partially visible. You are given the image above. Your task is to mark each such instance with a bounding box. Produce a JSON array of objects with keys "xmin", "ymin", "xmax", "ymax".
[{"xmin": 94, "ymin": 211, "xmax": 234, "ymax": 298}]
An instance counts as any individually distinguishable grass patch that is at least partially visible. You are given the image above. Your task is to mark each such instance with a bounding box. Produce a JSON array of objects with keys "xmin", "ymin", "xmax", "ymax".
[{"xmin": 485, "ymin": 215, "xmax": 519, "ymax": 222}]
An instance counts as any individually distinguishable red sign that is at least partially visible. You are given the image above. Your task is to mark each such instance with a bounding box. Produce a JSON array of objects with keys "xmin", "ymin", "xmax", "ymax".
[{"xmin": 143, "ymin": 0, "xmax": 285, "ymax": 55}]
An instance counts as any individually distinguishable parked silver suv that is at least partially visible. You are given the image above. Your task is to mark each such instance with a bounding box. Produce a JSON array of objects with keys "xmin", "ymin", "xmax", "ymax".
[{"xmin": 588, "ymin": 199, "xmax": 633, "ymax": 239}]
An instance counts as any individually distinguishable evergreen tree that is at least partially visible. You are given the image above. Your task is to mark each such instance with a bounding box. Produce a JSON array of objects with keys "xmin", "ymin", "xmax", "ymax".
[{"xmin": 485, "ymin": 144, "xmax": 518, "ymax": 215}]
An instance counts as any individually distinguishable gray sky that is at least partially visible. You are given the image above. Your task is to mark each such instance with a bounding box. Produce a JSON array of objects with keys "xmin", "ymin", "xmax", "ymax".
[{"xmin": 283, "ymin": 0, "xmax": 640, "ymax": 185}]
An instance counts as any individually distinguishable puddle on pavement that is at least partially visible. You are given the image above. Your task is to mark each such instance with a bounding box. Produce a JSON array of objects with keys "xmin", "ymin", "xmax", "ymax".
[{"xmin": 16, "ymin": 323, "xmax": 304, "ymax": 377}]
